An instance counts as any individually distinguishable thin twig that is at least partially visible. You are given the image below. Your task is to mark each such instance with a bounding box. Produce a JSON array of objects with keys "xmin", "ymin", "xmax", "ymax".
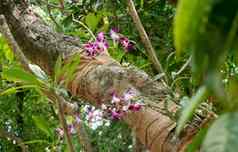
[
  {"xmin": 0, "ymin": 15, "xmax": 30, "ymax": 71},
  {"xmin": 46, "ymin": 0, "xmax": 62, "ymax": 30},
  {"xmin": 59, "ymin": 0, "xmax": 65, "ymax": 11},
  {"xmin": 55, "ymin": 95, "xmax": 75, "ymax": 152},
  {"xmin": 127, "ymin": 0, "xmax": 168, "ymax": 83},
  {"xmin": 172, "ymin": 56, "xmax": 191, "ymax": 78},
  {"xmin": 75, "ymin": 119, "xmax": 93, "ymax": 152},
  {"xmin": 72, "ymin": 14, "xmax": 96, "ymax": 40}
]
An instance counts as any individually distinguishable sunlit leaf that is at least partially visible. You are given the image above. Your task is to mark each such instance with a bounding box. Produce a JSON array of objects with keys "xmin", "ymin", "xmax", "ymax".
[
  {"xmin": 54, "ymin": 55, "xmax": 63, "ymax": 83},
  {"xmin": 174, "ymin": 0, "xmax": 213, "ymax": 56},
  {"xmin": 29, "ymin": 64, "xmax": 48, "ymax": 81},
  {"xmin": 2, "ymin": 67, "xmax": 42, "ymax": 86},
  {"xmin": 64, "ymin": 54, "xmax": 80, "ymax": 86},
  {"xmin": 186, "ymin": 127, "xmax": 208, "ymax": 152},
  {"xmin": 0, "ymin": 85, "xmax": 37, "ymax": 96},
  {"xmin": 85, "ymin": 13, "xmax": 101, "ymax": 32},
  {"xmin": 23, "ymin": 140, "xmax": 50, "ymax": 145},
  {"xmin": 32, "ymin": 115, "xmax": 53, "ymax": 138},
  {"xmin": 202, "ymin": 113, "xmax": 238, "ymax": 152},
  {"xmin": 174, "ymin": 0, "xmax": 238, "ymax": 82}
]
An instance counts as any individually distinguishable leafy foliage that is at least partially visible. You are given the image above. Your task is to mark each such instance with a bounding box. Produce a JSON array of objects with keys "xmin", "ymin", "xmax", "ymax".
[
  {"xmin": 2, "ymin": 0, "xmax": 238, "ymax": 151},
  {"xmin": 202, "ymin": 113, "xmax": 238, "ymax": 152}
]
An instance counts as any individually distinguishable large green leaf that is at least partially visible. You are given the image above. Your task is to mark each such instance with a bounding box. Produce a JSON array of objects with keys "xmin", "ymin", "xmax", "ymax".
[
  {"xmin": 0, "ymin": 85, "xmax": 37, "ymax": 96},
  {"xmin": 54, "ymin": 54, "xmax": 80, "ymax": 86},
  {"xmin": 29, "ymin": 64, "xmax": 48, "ymax": 81},
  {"xmin": 32, "ymin": 115, "xmax": 53, "ymax": 138},
  {"xmin": 174, "ymin": 0, "xmax": 213, "ymax": 56},
  {"xmin": 202, "ymin": 113, "xmax": 238, "ymax": 152},
  {"xmin": 2, "ymin": 66, "xmax": 42, "ymax": 86},
  {"xmin": 85, "ymin": 13, "xmax": 101, "ymax": 32},
  {"xmin": 174, "ymin": 0, "xmax": 238, "ymax": 81},
  {"xmin": 186, "ymin": 127, "xmax": 208, "ymax": 152}
]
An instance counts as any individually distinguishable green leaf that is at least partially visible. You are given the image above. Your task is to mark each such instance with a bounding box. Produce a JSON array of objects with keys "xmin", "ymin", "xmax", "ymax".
[
  {"xmin": 202, "ymin": 113, "xmax": 238, "ymax": 152},
  {"xmin": 32, "ymin": 115, "xmax": 53, "ymax": 138},
  {"xmin": 64, "ymin": 54, "xmax": 80, "ymax": 86},
  {"xmin": 176, "ymin": 86, "xmax": 209, "ymax": 135},
  {"xmin": 174, "ymin": 0, "xmax": 238, "ymax": 80},
  {"xmin": 29, "ymin": 64, "xmax": 48, "ymax": 81},
  {"xmin": 0, "ymin": 85, "xmax": 37, "ymax": 96},
  {"xmin": 174, "ymin": 0, "xmax": 213, "ymax": 56},
  {"xmin": 85, "ymin": 13, "xmax": 100, "ymax": 32},
  {"xmin": 23, "ymin": 140, "xmax": 50, "ymax": 145},
  {"xmin": 2, "ymin": 67, "xmax": 42, "ymax": 86},
  {"xmin": 55, "ymin": 54, "xmax": 80, "ymax": 86},
  {"xmin": 186, "ymin": 127, "xmax": 208, "ymax": 152},
  {"xmin": 54, "ymin": 56, "xmax": 63, "ymax": 83}
]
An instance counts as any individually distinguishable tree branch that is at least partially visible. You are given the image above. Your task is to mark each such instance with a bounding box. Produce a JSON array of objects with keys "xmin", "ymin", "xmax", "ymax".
[
  {"xmin": 127, "ymin": 0, "xmax": 168, "ymax": 83},
  {"xmin": 0, "ymin": 1, "xmax": 203, "ymax": 151},
  {"xmin": 0, "ymin": 15, "xmax": 30, "ymax": 71},
  {"xmin": 55, "ymin": 95, "xmax": 75, "ymax": 152}
]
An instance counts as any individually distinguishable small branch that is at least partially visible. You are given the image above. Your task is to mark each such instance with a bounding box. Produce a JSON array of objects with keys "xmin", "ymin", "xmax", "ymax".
[
  {"xmin": 55, "ymin": 95, "xmax": 75, "ymax": 152},
  {"xmin": 172, "ymin": 56, "xmax": 191, "ymax": 78},
  {"xmin": 75, "ymin": 120, "xmax": 93, "ymax": 152},
  {"xmin": 72, "ymin": 14, "xmax": 96, "ymax": 40},
  {"xmin": 46, "ymin": 0, "xmax": 62, "ymax": 30},
  {"xmin": 59, "ymin": 0, "xmax": 65, "ymax": 11},
  {"xmin": 127, "ymin": 0, "xmax": 168, "ymax": 83},
  {"xmin": 0, "ymin": 129, "xmax": 29, "ymax": 152},
  {"xmin": 0, "ymin": 15, "xmax": 30, "ymax": 71}
]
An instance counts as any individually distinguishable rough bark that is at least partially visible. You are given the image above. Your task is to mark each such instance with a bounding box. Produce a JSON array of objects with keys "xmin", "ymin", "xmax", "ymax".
[{"xmin": 0, "ymin": 1, "xmax": 198, "ymax": 151}]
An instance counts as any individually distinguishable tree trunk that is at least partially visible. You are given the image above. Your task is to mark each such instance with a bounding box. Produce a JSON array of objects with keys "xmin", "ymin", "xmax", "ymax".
[{"xmin": 0, "ymin": 1, "xmax": 199, "ymax": 151}]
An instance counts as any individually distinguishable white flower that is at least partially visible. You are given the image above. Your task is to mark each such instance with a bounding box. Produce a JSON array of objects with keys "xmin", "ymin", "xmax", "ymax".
[
  {"xmin": 111, "ymin": 94, "xmax": 120, "ymax": 103},
  {"xmin": 101, "ymin": 104, "xmax": 107, "ymax": 110}
]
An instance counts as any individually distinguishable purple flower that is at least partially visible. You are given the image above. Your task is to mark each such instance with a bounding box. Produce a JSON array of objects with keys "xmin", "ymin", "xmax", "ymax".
[
  {"xmin": 111, "ymin": 111, "xmax": 123, "ymax": 120},
  {"xmin": 84, "ymin": 42, "xmax": 97, "ymax": 56},
  {"xmin": 83, "ymin": 32, "xmax": 109, "ymax": 57},
  {"xmin": 94, "ymin": 40, "xmax": 109, "ymax": 53},
  {"xmin": 75, "ymin": 115, "xmax": 81, "ymax": 124},
  {"xmin": 123, "ymin": 89, "xmax": 136, "ymax": 101},
  {"xmin": 97, "ymin": 32, "xmax": 105, "ymax": 42},
  {"xmin": 110, "ymin": 28, "xmax": 120, "ymax": 41},
  {"xmin": 56, "ymin": 128, "xmax": 64, "ymax": 138},
  {"xmin": 128, "ymin": 103, "xmax": 142, "ymax": 112},
  {"xmin": 88, "ymin": 111, "xmax": 94, "ymax": 121},
  {"xmin": 119, "ymin": 37, "xmax": 135, "ymax": 52},
  {"xmin": 111, "ymin": 93, "xmax": 120, "ymax": 104},
  {"xmin": 68, "ymin": 124, "xmax": 76, "ymax": 134}
]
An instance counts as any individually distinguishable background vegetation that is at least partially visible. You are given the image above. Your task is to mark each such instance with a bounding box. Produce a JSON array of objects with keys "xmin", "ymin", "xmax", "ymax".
[{"xmin": 1, "ymin": 0, "xmax": 238, "ymax": 151}]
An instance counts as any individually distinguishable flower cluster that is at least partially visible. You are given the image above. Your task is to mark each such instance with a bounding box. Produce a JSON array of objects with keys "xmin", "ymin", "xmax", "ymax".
[
  {"xmin": 83, "ymin": 32, "xmax": 109, "ymax": 57},
  {"xmin": 101, "ymin": 88, "xmax": 143, "ymax": 120},
  {"xmin": 85, "ymin": 106, "xmax": 105, "ymax": 130},
  {"xmin": 83, "ymin": 28, "xmax": 135, "ymax": 57},
  {"xmin": 110, "ymin": 28, "xmax": 135, "ymax": 52},
  {"xmin": 55, "ymin": 89, "xmax": 143, "ymax": 133},
  {"xmin": 81, "ymin": 89, "xmax": 143, "ymax": 130}
]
